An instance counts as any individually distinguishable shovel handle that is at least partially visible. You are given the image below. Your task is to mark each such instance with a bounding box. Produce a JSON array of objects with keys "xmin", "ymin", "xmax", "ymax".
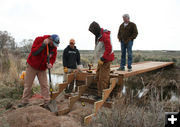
[{"xmin": 47, "ymin": 45, "xmax": 53, "ymax": 98}]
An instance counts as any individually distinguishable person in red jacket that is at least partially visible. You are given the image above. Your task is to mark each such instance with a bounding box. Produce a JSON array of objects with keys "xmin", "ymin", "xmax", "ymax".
[
  {"xmin": 18, "ymin": 34, "xmax": 60, "ymax": 107},
  {"xmin": 89, "ymin": 21, "xmax": 114, "ymax": 100}
]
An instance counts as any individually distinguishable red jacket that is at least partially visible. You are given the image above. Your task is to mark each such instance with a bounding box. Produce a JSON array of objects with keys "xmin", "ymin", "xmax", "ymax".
[
  {"xmin": 27, "ymin": 35, "xmax": 57, "ymax": 70},
  {"xmin": 98, "ymin": 28, "xmax": 114, "ymax": 63}
]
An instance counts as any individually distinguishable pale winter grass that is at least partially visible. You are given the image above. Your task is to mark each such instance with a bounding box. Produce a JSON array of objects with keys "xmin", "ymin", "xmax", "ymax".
[
  {"xmin": 0, "ymin": 53, "xmax": 23, "ymax": 109},
  {"xmin": 87, "ymin": 68, "xmax": 180, "ymax": 127}
]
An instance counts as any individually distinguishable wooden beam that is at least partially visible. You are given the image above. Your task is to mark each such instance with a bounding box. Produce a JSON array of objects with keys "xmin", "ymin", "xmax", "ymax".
[
  {"xmin": 51, "ymin": 92, "xmax": 60, "ymax": 100},
  {"xmin": 58, "ymin": 108, "xmax": 70, "ymax": 115},
  {"xmin": 76, "ymin": 72, "xmax": 94, "ymax": 81},
  {"xmin": 120, "ymin": 62, "xmax": 174, "ymax": 78},
  {"xmin": 64, "ymin": 95, "xmax": 113, "ymax": 108},
  {"xmin": 51, "ymin": 73, "xmax": 75, "ymax": 100},
  {"xmin": 58, "ymin": 83, "xmax": 68, "ymax": 93},
  {"xmin": 84, "ymin": 78, "xmax": 117, "ymax": 124},
  {"xmin": 67, "ymin": 73, "xmax": 75, "ymax": 83},
  {"xmin": 69, "ymin": 96, "xmax": 79, "ymax": 109},
  {"xmin": 84, "ymin": 114, "xmax": 95, "ymax": 125},
  {"xmin": 57, "ymin": 75, "xmax": 95, "ymax": 115}
]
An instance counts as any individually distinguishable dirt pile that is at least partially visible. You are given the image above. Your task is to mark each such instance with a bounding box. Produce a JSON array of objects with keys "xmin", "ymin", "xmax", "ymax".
[
  {"xmin": 6, "ymin": 106, "xmax": 61, "ymax": 127},
  {"xmin": 1, "ymin": 95, "xmax": 94, "ymax": 127}
]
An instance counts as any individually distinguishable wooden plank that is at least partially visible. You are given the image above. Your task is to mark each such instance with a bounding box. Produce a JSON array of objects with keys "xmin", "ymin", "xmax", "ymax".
[
  {"xmin": 78, "ymin": 85, "xmax": 87, "ymax": 95},
  {"xmin": 64, "ymin": 95, "xmax": 113, "ymax": 108},
  {"xmin": 117, "ymin": 76, "xmax": 124, "ymax": 86},
  {"xmin": 58, "ymin": 83, "xmax": 68, "ymax": 93},
  {"xmin": 84, "ymin": 78, "xmax": 117, "ymax": 124},
  {"xmin": 80, "ymin": 62, "xmax": 173, "ymax": 79},
  {"xmin": 58, "ymin": 75, "xmax": 95, "ymax": 115},
  {"xmin": 67, "ymin": 73, "xmax": 75, "ymax": 83},
  {"xmin": 96, "ymin": 78, "xmax": 116, "ymax": 111},
  {"xmin": 51, "ymin": 92, "xmax": 60, "ymax": 100},
  {"xmin": 94, "ymin": 100, "xmax": 104, "ymax": 113},
  {"xmin": 58, "ymin": 108, "xmax": 70, "ymax": 115},
  {"xmin": 68, "ymin": 76, "xmax": 95, "ymax": 109},
  {"xmin": 76, "ymin": 72, "xmax": 88, "ymax": 81},
  {"xmin": 80, "ymin": 97, "xmax": 112, "ymax": 108},
  {"xmin": 111, "ymin": 61, "xmax": 174, "ymax": 78},
  {"xmin": 84, "ymin": 114, "xmax": 95, "ymax": 125},
  {"xmin": 122, "ymin": 61, "xmax": 174, "ymax": 78},
  {"xmin": 51, "ymin": 73, "xmax": 75, "ymax": 100},
  {"xmin": 69, "ymin": 96, "xmax": 79, "ymax": 109},
  {"xmin": 76, "ymin": 72, "xmax": 94, "ymax": 81},
  {"xmin": 86, "ymin": 75, "xmax": 95, "ymax": 86}
]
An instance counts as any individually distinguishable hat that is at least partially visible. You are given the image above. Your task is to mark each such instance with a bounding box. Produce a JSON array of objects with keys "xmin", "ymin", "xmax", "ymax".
[
  {"xmin": 89, "ymin": 21, "xmax": 101, "ymax": 45},
  {"xmin": 50, "ymin": 34, "xmax": 60, "ymax": 47},
  {"xmin": 89, "ymin": 21, "xmax": 101, "ymax": 37}
]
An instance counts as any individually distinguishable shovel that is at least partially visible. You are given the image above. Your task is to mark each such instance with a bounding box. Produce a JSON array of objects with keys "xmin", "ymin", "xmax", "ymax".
[{"xmin": 46, "ymin": 45, "xmax": 58, "ymax": 113}]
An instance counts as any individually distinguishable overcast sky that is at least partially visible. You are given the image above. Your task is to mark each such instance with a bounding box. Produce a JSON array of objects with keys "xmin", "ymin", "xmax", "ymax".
[{"xmin": 0, "ymin": 0, "xmax": 180, "ymax": 50}]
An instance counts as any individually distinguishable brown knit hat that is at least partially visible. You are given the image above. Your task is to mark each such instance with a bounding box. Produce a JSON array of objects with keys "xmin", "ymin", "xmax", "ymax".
[{"xmin": 89, "ymin": 21, "xmax": 101, "ymax": 37}]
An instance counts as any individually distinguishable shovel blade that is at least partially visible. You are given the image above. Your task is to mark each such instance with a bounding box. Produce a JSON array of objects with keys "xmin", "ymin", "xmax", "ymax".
[{"xmin": 47, "ymin": 100, "xmax": 58, "ymax": 113}]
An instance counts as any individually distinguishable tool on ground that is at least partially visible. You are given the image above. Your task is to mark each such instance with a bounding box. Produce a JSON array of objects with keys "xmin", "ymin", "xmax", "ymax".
[
  {"xmin": 46, "ymin": 45, "xmax": 58, "ymax": 113},
  {"xmin": 81, "ymin": 101, "xmax": 85, "ymax": 106},
  {"xmin": 87, "ymin": 64, "xmax": 93, "ymax": 73}
]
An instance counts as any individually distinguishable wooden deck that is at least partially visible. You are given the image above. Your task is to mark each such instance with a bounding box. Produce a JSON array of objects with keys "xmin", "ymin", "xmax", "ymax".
[
  {"xmin": 110, "ymin": 61, "xmax": 174, "ymax": 77},
  {"xmin": 52, "ymin": 61, "xmax": 174, "ymax": 124},
  {"xmin": 81, "ymin": 61, "xmax": 174, "ymax": 77},
  {"xmin": 79, "ymin": 61, "xmax": 174, "ymax": 124}
]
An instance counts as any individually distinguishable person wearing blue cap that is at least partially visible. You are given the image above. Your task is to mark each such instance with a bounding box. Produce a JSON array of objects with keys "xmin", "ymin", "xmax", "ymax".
[{"xmin": 18, "ymin": 34, "xmax": 60, "ymax": 108}]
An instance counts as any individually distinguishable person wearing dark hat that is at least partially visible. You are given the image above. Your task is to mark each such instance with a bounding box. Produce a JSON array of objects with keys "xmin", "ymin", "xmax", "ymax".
[
  {"xmin": 18, "ymin": 34, "xmax": 60, "ymax": 108},
  {"xmin": 89, "ymin": 21, "xmax": 114, "ymax": 101},
  {"xmin": 117, "ymin": 14, "xmax": 138, "ymax": 72}
]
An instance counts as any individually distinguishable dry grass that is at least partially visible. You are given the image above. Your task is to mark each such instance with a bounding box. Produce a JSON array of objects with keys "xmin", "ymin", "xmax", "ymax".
[
  {"xmin": 87, "ymin": 67, "xmax": 180, "ymax": 127},
  {"xmin": 0, "ymin": 52, "xmax": 23, "ymax": 109},
  {"xmin": 88, "ymin": 94, "xmax": 179, "ymax": 127}
]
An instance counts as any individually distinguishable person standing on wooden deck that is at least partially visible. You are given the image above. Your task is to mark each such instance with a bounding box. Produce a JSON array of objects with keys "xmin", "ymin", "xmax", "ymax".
[
  {"xmin": 117, "ymin": 14, "xmax": 138, "ymax": 72},
  {"xmin": 63, "ymin": 39, "xmax": 82, "ymax": 93},
  {"xmin": 18, "ymin": 34, "xmax": 60, "ymax": 108},
  {"xmin": 89, "ymin": 21, "xmax": 114, "ymax": 101}
]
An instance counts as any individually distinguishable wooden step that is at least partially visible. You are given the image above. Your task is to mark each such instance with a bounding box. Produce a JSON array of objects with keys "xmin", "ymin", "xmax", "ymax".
[
  {"xmin": 57, "ymin": 75, "xmax": 94, "ymax": 115},
  {"xmin": 64, "ymin": 94, "xmax": 113, "ymax": 108},
  {"xmin": 84, "ymin": 78, "xmax": 117, "ymax": 124},
  {"xmin": 52, "ymin": 73, "xmax": 75, "ymax": 100}
]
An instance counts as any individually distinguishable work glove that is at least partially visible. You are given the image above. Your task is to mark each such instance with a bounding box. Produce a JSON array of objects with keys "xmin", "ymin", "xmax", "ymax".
[
  {"xmin": 77, "ymin": 65, "xmax": 83, "ymax": 72},
  {"xmin": 64, "ymin": 67, "xmax": 68, "ymax": 73},
  {"xmin": 98, "ymin": 59, "xmax": 104, "ymax": 66}
]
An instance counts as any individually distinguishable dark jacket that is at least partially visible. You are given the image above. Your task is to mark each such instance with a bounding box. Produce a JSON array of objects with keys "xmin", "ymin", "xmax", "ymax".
[
  {"xmin": 27, "ymin": 35, "xmax": 57, "ymax": 70},
  {"xmin": 63, "ymin": 45, "xmax": 80, "ymax": 69},
  {"xmin": 118, "ymin": 22, "xmax": 138, "ymax": 43}
]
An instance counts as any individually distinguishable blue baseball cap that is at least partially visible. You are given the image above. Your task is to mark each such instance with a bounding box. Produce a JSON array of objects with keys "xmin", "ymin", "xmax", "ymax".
[{"xmin": 50, "ymin": 34, "xmax": 60, "ymax": 47}]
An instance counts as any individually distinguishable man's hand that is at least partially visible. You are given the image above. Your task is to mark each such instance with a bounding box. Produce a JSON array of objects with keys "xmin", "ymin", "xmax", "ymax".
[
  {"xmin": 64, "ymin": 67, "xmax": 68, "ymax": 73},
  {"xmin": 44, "ymin": 39, "xmax": 50, "ymax": 45},
  {"xmin": 98, "ymin": 59, "xmax": 104, "ymax": 66},
  {"xmin": 47, "ymin": 63, "xmax": 53, "ymax": 69},
  {"xmin": 125, "ymin": 38, "xmax": 131, "ymax": 43}
]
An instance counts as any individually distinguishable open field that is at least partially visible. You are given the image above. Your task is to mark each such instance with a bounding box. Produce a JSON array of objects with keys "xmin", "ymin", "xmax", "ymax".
[{"xmin": 0, "ymin": 50, "xmax": 180, "ymax": 127}]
